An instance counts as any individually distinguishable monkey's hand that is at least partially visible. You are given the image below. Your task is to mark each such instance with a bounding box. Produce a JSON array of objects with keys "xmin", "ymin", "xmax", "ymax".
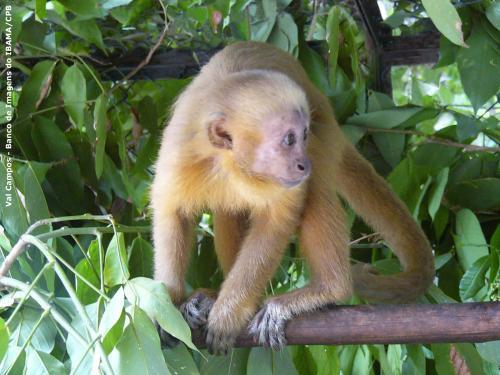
[
  {"xmin": 249, "ymin": 300, "xmax": 291, "ymax": 351},
  {"xmin": 205, "ymin": 302, "xmax": 243, "ymax": 355},
  {"xmin": 180, "ymin": 290, "xmax": 215, "ymax": 330}
]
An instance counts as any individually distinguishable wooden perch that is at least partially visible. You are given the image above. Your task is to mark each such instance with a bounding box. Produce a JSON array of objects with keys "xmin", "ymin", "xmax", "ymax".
[{"xmin": 192, "ymin": 302, "xmax": 500, "ymax": 348}]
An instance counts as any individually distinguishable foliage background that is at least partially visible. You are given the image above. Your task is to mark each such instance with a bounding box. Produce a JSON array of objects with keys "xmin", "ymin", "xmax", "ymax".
[{"xmin": 0, "ymin": 0, "xmax": 499, "ymax": 373}]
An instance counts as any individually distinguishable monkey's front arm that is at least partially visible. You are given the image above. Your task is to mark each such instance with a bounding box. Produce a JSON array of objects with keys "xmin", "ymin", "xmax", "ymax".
[{"xmin": 206, "ymin": 208, "xmax": 299, "ymax": 354}]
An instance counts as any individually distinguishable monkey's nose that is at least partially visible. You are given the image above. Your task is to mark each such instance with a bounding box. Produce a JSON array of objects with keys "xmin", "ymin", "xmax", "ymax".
[{"xmin": 296, "ymin": 159, "xmax": 311, "ymax": 175}]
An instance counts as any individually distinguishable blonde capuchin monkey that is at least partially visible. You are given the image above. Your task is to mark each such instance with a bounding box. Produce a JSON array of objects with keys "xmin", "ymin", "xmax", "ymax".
[{"xmin": 151, "ymin": 41, "xmax": 434, "ymax": 354}]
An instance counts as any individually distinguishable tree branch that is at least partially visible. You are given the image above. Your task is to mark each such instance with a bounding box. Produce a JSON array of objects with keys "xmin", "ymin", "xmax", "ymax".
[
  {"xmin": 110, "ymin": 0, "xmax": 169, "ymax": 93},
  {"xmin": 191, "ymin": 302, "xmax": 500, "ymax": 347}
]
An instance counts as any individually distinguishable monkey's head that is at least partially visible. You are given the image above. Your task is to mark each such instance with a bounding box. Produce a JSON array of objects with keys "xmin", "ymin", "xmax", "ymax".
[{"xmin": 207, "ymin": 70, "xmax": 311, "ymax": 188}]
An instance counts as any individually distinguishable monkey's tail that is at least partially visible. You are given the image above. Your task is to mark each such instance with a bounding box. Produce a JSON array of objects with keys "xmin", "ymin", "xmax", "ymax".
[{"xmin": 336, "ymin": 142, "xmax": 434, "ymax": 303}]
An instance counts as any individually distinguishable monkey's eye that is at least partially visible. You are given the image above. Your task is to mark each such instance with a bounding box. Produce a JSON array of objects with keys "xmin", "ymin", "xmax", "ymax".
[
  {"xmin": 283, "ymin": 132, "xmax": 296, "ymax": 146},
  {"xmin": 303, "ymin": 128, "xmax": 308, "ymax": 141}
]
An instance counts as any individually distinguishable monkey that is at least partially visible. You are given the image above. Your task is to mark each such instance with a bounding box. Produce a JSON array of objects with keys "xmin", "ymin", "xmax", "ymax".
[{"xmin": 151, "ymin": 41, "xmax": 434, "ymax": 354}]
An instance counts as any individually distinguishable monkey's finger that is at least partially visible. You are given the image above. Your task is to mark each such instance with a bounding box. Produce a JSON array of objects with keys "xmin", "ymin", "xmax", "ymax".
[{"xmin": 268, "ymin": 316, "xmax": 287, "ymax": 351}]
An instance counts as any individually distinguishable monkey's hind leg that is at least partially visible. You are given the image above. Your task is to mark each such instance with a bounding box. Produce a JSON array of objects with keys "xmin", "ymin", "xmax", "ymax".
[
  {"xmin": 249, "ymin": 187, "xmax": 352, "ymax": 350},
  {"xmin": 213, "ymin": 210, "xmax": 248, "ymax": 275}
]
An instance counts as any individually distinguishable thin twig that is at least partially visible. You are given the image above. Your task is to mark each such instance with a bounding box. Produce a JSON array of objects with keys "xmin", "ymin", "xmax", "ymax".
[
  {"xmin": 349, "ymin": 232, "xmax": 381, "ymax": 245},
  {"xmin": 478, "ymin": 99, "xmax": 499, "ymax": 120},
  {"xmin": 110, "ymin": 0, "xmax": 169, "ymax": 93},
  {"xmin": 0, "ymin": 237, "xmax": 28, "ymax": 280},
  {"xmin": 363, "ymin": 127, "xmax": 500, "ymax": 153}
]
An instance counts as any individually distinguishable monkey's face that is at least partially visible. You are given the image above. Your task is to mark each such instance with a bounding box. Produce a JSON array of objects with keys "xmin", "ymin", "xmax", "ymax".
[
  {"xmin": 207, "ymin": 108, "xmax": 311, "ymax": 189},
  {"xmin": 249, "ymin": 109, "xmax": 311, "ymax": 188}
]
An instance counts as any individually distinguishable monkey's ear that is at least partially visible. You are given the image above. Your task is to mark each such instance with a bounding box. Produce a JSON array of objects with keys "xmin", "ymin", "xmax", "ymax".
[{"xmin": 208, "ymin": 113, "xmax": 232, "ymax": 149}]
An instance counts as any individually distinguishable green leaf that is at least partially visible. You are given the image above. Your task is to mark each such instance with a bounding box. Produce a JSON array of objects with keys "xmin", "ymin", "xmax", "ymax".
[
  {"xmin": 368, "ymin": 91, "xmax": 394, "ymax": 111},
  {"xmin": 0, "ymin": 318, "xmax": 8, "ymax": 362},
  {"xmin": 299, "ymin": 45, "xmax": 332, "ymax": 95},
  {"xmin": 428, "ymin": 167, "xmax": 449, "ymax": 220},
  {"xmin": 250, "ymin": 1, "xmax": 277, "ymax": 41},
  {"xmin": 109, "ymin": 306, "xmax": 170, "ymax": 374},
  {"xmin": 99, "ymin": 287, "xmax": 126, "ymax": 353},
  {"xmin": 63, "ymin": 19, "xmax": 106, "ymax": 51},
  {"xmin": 412, "ymin": 144, "xmax": 458, "ymax": 173},
  {"xmin": 346, "ymin": 108, "xmax": 422, "ymax": 129},
  {"xmin": 25, "ymin": 348, "xmax": 66, "ymax": 375},
  {"xmin": 384, "ymin": 10, "xmax": 409, "ymax": 28},
  {"xmin": 454, "ymin": 209, "xmax": 489, "ymax": 270},
  {"xmin": 456, "ymin": 115, "xmax": 480, "ymax": 142},
  {"xmin": 75, "ymin": 239, "xmax": 101, "ymax": 304},
  {"xmin": 61, "ymin": 64, "xmax": 87, "ymax": 130},
  {"xmin": 163, "ymin": 344, "xmax": 200, "ymax": 375},
  {"xmin": 0, "ymin": 159, "xmax": 29, "ymax": 240},
  {"xmin": 267, "ymin": 12, "xmax": 298, "ymax": 55},
  {"xmin": 292, "ymin": 346, "xmax": 318, "ymax": 375},
  {"xmin": 476, "ymin": 340, "xmax": 500, "ymax": 365},
  {"xmin": 32, "ymin": 117, "xmax": 84, "ymax": 214},
  {"xmin": 447, "ymin": 178, "xmax": 500, "ymax": 211},
  {"xmin": 273, "ymin": 348, "xmax": 298, "ymax": 374},
  {"xmin": 309, "ymin": 346, "xmax": 340, "ymax": 375},
  {"xmin": 35, "ymin": 0, "xmax": 47, "ymax": 21},
  {"xmin": 427, "ymin": 285, "xmax": 457, "ymax": 303},
  {"xmin": 457, "ymin": 25, "xmax": 500, "ymax": 112},
  {"xmin": 459, "ymin": 255, "xmax": 490, "ymax": 301},
  {"xmin": 352, "ymin": 345, "xmax": 371, "ymax": 375},
  {"xmin": 247, "ymin": 347, "xmax": 272, "ymax": 375},
  {"xmin": 486, "ymin": 1, "xmax": 500, "ymax": 31},
  {"xmin": 104, "ymin": 233, "xmax": 130, "ymax": 287},
  {"xmin": 326, "ymin": 6, "xmax": 341, "ymax": 87},
  {"xmin": 137, "ymin": 96, "xmax": 158, "ymax": 135},
  {"xmin": 24, "ymin": 165, "xmax": 50, "ymax": 225},
  {"xmin": 387, "ymin": 344, "xmax": 403, "ymax": 375},
  {"xmin": 421, "ymin": 0, "xmax": 465, "ymax": 46},
  {"xmin": 102, "ymin": 0, "xmax": 134, "ymax": 10},
  {"xmin": 435, "ymin": 252, "xmax": 453, "ymax": 270},
  {"xmin": 66, "ymin": 303, "xmax": 98, "ymax": 375},
  {"xmin": 128, "ymin": 236, "xmax": 154, "ymax": 278},
  {"xmin": 436, "ymin": 36, "xmax": 459, "ymax": 68},
  {"xmin": 403, "ymin": 345, "xmax": 426, "ymax": 375},
  {"xmin": 431, "ymin": 344, "xmax": 455, "ymax": 375},
  {"xmin": 454, "ymin": 343, "xmax": 485, "ymax": 375},
  {"xmin": 0, "ymin": 346, "xmax": 25, "ymax": 375},
  {"xmin": 199, "ymin": 348, "xmax": 250, "ymax": 374},
  {"xmin": 124, "ymin": 278, "xmax": 196, "ymax": 350},
  {"xmin": 9, "ymin": 307, "xmax": 57, "ymax": 353},
  {"xmin": 341, "ymin": 125, "xmax": 366, "ymax": 145},
  {"xmin": 373, "ymin": 133, "xmax": 405, "ymax": 168},
  {"xmin": 17, "ymin": 60, "xmax": 57, "ymax": 119},
  {"xmin": 94, "ymin": 94, "xmax": 108, "ymax": 178},
  {"xmin": 57, "ymin": 0, "xmax": 106, "ymax": 18}
]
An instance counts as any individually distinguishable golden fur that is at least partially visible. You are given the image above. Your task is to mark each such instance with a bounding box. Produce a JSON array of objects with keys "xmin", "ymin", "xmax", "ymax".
[{"xmin": 151, "ymin": 41, "xmax": 434, "ymax": 350}]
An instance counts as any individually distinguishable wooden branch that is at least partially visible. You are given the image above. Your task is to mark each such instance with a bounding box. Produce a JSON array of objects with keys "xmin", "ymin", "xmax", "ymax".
[{"xmin": 192, "ymin": 303, "xmax": 500, "ymax": 348}]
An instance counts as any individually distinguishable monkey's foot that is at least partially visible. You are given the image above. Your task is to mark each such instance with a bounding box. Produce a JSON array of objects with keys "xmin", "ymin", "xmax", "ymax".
[
  {"xmin": 249, "ymin": 302, "xmax": 289, "ymax": 351},
  {"xmin": 180, "ymin": 290, "xmax": 215, "ymax": 330},
  {"xmin": 157, "ymin": 322, "xmax": 180, "ymax": 348},
  {"xmin": 206, "ymin": 326, "xmax": 238, "ymax": 355}
]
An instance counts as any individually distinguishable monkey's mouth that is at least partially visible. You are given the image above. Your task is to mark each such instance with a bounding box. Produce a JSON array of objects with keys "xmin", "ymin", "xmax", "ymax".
[{"xmin": 278, "ymin": 177, "xmax": 307, "ymax": 188}]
